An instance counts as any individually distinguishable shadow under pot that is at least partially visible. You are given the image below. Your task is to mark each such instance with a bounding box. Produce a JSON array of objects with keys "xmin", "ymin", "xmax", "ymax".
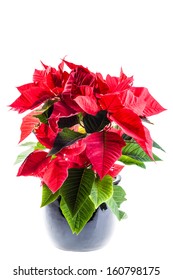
[{"xmin": 44, "ymin": 175, "xmax": 121, "ymax": 252}]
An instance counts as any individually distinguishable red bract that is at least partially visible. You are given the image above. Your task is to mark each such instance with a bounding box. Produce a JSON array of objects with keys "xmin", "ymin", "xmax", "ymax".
[
  {"xmin": 85, "ymin": 130, "xmax": 126, "ymax": 179},
  {"xmin": 9, "ymin": 83, "xmax": 55, "ymax": 113},
  {"xmin": 17, "ymin": 150, "xmax": 51, "ymax": 177},
  {"xmin": 68, "ymin": 150, "xmax": 90, "ymax": 169},
  {"xmin": 105, "ymin": 70, "xmax": 133, "ymax": 92},
  {"xmin": 33, "ymin": 61, "xmax": 68, "ymax": 93},
  {"xmin": 132, "ymin": 87, "xmax": 166, "ymax": 117},
  {"xmin": 61, "ymin": 66, "xmax": 96, "ymax": 113},
  {"xmin": 11, "ymin": 58, "xmax": 165, "ymax": 195},
  {"xmin": 9, "ymin": 61, "xmax": 69, "ymax": 113},
  {"xmin": 96, "ymin": 73, "xmax": 109, "ymax": 94},
  {"xmin": 74, "ymin": 86, "xmax": 100, "ymax": 115},
  {"xmin": 99, "ymin": 84, "xmax": 165, "ymax": 158},
  {"xmin": 62, "ymin": 139, "xmax": 86, "ymax": 158},
  {"xmin": 34, "ymin": 122, "xmax": 59, "ymax": 149},
  {"xmin": 107, "ymin": 163, "xmax": 124, "ymax": 178},
  {"xmin": 43, "ymin": 158, "xmax": 69, "ymax": 193},
  {"xmin": 19, "ymin": 110, "xmax": 41, "ymax": 143},
  {"xmin": 99, "ymin": 93, "xmax": 122, "ymax": 111},
  {"xmin": 110, "ymin": 108, "xmax": 153, "ymax": 158},
  {"xmin": 42, "ymin": 140, "xmax": 88, "ymax": 192},
  {"xmin": 50, "ymin": 101, "xmax": 78, "ymax": 118}
]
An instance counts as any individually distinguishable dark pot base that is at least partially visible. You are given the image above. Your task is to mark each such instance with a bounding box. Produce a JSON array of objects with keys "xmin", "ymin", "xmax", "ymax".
[{"xmin": 44, "ymin": 201, "xmax": 115, "ymax": 252}]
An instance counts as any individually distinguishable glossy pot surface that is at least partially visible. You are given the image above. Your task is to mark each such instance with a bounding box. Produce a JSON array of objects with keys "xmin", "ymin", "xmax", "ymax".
[
  {"xmin": 44, "ymin": 202, "xmax": 115, "ymax": 252},
  {"xmin": 44, "ymin": 175, "xmax": 121, "ymax": 251}
]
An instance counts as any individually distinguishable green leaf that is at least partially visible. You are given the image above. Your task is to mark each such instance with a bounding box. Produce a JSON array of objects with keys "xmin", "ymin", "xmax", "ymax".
[
  {"xmin": 122, "ymin": 133, "xmax": 133, "ymax": 141},
  {"xmin": 122, "ymin": 142, "xmax": 162, "ymax": 162},
  {"xmin": 14, "ymin": 147, "xmax": 34, "ymax": 164},
  {"xmin": 34, "ymin": 113, "xmax": 48, "ymax": 124},
  {"xmin": 118, "ymin": 210, "xmax": 127, "ymax": 220},
  {"xmin": 140, "ymin": 116, "xmax": 154, "ymax": 124},
  {"xmin": 41, "ymin": 100, "xmax": 55, "ymax": 111},
  {"xmin": 48, "ymin": 128, "xmax": 86, "ymax": 156},
  {"xmin": 60, "ymin": 197, "xmax": 95, "ymax": 234},
  {"xmin": 58, "ymin": 115, "xmax": 79, "ymax": 128},
  {"xmin": 107, "ymin": 185, "xmax": 127, "ymax": 220},
  {"xmin": 106, "ymin": 199, "xmax": 120, "ymax": 219},
  {"xmin": 60, "ymin": 168, "xmax": 95, "ymax": 216},
  {"xmin": 20, "ymin": 141, "xmax": 37, "ymax": 147},
  {"xmin": 112, "ymin": 185, "xmax": 127, "ymax": 207},
  {"xmin": 153, "ymin": 140, "xmax": 165, "ymax": 152},
  {"xmin": 118, "ymin": 155, "xmax": 146, "ymax": 168},
  {"xmin": 40, "ymin": 184, "xmax": 60, "ymax": 207},
  {"xmin": 34, "ymin": 142, "xmax": 46, "ymax": 150},
  {"xmin": 83, "ymin": 110, "xmax": 110, "ymax": 133},
  {"xmin": 90, "ymin": 175, "xmax": 113, "ymax": 208},
  {"xmin": 15, "ymin": 142, "xmax": 46, "ymax": 164},
  {"xmin": 34, "ymin": 104, "xmax": 54, "ymax": 124}
]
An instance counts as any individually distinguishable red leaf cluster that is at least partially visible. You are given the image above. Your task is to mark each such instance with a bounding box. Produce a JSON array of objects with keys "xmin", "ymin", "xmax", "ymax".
[{"xmin": 10, "ymin": 59, "xmax": 166, "ymax": 192}]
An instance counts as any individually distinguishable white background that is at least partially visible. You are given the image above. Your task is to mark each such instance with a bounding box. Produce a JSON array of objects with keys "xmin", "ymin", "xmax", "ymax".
[{"xmin": 0, "ymin": 0, "xmax": 172, "ymax": 279}]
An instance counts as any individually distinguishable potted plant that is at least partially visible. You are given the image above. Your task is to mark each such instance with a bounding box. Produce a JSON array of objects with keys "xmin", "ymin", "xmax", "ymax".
[{"xmin": 9, "ymin": 58, "xmax": 165, "ymax": 251}]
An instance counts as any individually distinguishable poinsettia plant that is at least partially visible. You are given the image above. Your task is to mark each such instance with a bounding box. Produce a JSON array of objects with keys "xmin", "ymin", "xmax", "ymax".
[{"xmin": 10, "ymin": 59, "xmax": 165, "ymax": 234}]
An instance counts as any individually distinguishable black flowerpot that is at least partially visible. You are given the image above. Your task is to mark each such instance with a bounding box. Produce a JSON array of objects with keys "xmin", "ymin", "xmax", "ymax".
[{"xmin": 44, "ymin": 176, "xmax": 121, "ymax": 252}]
